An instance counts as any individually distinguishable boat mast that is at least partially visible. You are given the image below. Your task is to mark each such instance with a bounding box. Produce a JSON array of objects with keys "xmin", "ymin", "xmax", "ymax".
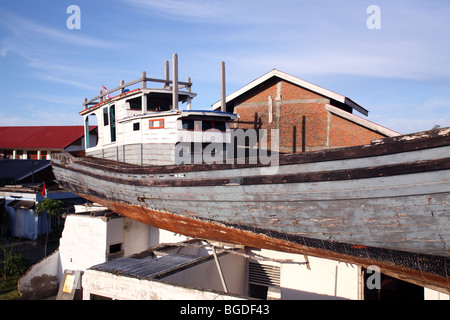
[
  {"xmin": 172, "ymin": 53, "xmax": 178, "ymax": 110},
  {"xmin": 221, "ymin": 61, "xmax": 226, "ymax": 112}
]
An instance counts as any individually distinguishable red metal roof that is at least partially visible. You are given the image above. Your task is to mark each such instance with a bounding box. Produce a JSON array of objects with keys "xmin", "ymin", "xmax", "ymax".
[{"xmin": 0, "ymin": 126, "xmax": 95, "ymax": 150}]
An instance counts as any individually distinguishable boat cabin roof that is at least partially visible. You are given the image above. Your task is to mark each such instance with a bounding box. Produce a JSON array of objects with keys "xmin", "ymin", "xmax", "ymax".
[
  {"xmin": 79, "ymin": 87, "xmax": 197, "ymax": 116},
  {"xmin": 78, "ymin": 67, "xmax": 236, "ymax": 122}
]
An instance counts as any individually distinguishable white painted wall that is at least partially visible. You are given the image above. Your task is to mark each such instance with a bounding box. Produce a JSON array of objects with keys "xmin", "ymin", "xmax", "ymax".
[
  {"xmin": 161, "ymin": 251, "xmax": 247, "ymax": 296},
  {"xmin": 59, "ymin": 214, "xmax": 109, "ymax": 275},
  {"xmin": 280, "ymin": 256, "xmax": 359, "ymax": 300},
  {"xmin": 83, "ymin": 269, "xmax": 245, "ymax": 300},
  {"xmin": 123, "ymin": 218, "xmax": 187, "ymax": 255},
  {"xmin": 58, "ymin": 212, "xmax": 188, "ymax": 279},
  {"xmin": 425, "ymin": 288, "xmax": 450, "ymax": 300},
  {"xmin": 107, "ymin": 217, "xmax": 124, "ymax": 248},
  {"xmin": 248, "ymin": 249, "xmax": 360, "ymax": 300}
]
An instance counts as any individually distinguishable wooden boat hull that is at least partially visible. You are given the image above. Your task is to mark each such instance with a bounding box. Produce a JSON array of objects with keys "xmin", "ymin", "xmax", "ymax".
[{"xmin": 51, "ymin": 127, "xmax": 450, "ymax": 293}]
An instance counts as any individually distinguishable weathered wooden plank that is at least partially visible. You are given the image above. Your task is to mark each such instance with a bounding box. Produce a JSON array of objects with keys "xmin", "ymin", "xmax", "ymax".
[{"xmin": 52, "ymin": 153, "xmax": 450, "ymax": 257}]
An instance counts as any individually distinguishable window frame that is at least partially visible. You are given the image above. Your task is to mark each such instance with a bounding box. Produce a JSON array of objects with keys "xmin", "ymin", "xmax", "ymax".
[
  {"xmin": 181, "ymin": 119, "xmax": 227, "ymax": 132},
  {"xmin": 149, "ymin": 118, "xmax": 165, "ymax": 129}
]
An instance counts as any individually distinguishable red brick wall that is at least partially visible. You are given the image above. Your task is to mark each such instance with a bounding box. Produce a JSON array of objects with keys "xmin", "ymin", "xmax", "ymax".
[
  {"xmin": 233, "ymin": 78, "xmax": 385, "ymax": 153},
  {"xmin": 329, "ymin": 114, "xmax": 385, "ymax": 147}
]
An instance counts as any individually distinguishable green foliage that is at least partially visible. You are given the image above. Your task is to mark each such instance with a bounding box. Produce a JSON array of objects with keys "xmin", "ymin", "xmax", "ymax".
[
  {"xmin": 0, "ymin": 244, "xmax": 27, "ymax": 279},
  {"xmin": 0, "ymin": 275, "xmax": 21, "ymax": 300},
  {"xmin": 35, "ymin": 198, "xmax": 65, "ymax": 218},
  {"xmin": 35, "ymin": 198, "xmax": 65, "ymax": 257}
]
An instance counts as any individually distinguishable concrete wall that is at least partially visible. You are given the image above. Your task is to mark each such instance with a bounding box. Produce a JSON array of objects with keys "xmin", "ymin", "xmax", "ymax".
[
  {"xmin": 59, "ymin": 214, "xmax": 109, "ymax": 274},
  {"xmin": 18, "ymin": 249, "xmax": 60, "ymax": 299},
  {"xmin": 82, "ymin": 269, "xmax": 245, "ymax": 300}
]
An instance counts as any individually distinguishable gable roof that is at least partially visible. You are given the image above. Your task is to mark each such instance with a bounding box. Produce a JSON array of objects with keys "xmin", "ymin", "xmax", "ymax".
[
  {"xmin": 0, "ymin": 126, "xmax": 94, "ymax": 150},
  {"xmin": 325, "ymin": 104, "xmax": 400, "ymax": 137},
  {"xmin": 212, "ymin": 69, "xmax": 369, "ymax": 116}
]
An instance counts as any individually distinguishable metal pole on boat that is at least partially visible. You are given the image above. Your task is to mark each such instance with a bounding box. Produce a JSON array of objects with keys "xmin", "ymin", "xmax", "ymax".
[
  {"xmin": 220, "ymin": 61, "xmax": 226, "ymax": 112},
  {"xmin": 120, "ymin": 80, "xmax": 125, "ymax": 94},
  {"xmin": 186, "ymin": 77, "xmax": 192, "ymax": 110},
  {"xmin": 142, "ymin": 71, "xmax": 147, "ymax": 114},
  {"xmin": 164, "ymin": 60, "xmax": 170, "ymax": 89},
  {"xmin": 141, "ymin": 71, "xmax": 147, "ymax": 89},
  {"xmin": 172, "ymin": 53, "xmax": 179, "ymax": 110}
]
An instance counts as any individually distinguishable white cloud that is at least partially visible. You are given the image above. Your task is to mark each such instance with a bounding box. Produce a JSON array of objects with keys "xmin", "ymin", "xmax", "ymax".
[
  {"xmin": 0, "ymin": 46, "xmax": 9, "ymax": 57},
  {"xmin": 16, "ymin": 104, "xmax": 83, "ymax": 126},
  {"xmin": 372, "ymin": 116, "xmax": 448, "ymax": 135},
  {"xmin": 0, "ymin": 9, "xmax": 123, "ymax": 92},
  {"xmin": 121, "ymin": 0, "xmax": 307, "ymax": 25},
  {"xmin": 421, "ymin": 98, "xmax": 450, "ymax": 113},
  {"xmin": 19, "ymin": 93, "xmax": 81, "ymax": 106},
  {"xmin": 0, "ymin": 9, "xmax": 115, "ymax": 49},
  {"xmin": 39, "ymin": 75, "xmax": 98, "ymax": 91},
  {"xmin": 122, "ymin": 0, "xmax": 231, "ymax": 22},
  {"xmin": 0, "ymin": 112, "xmax": 24, "ymax": 126},
  {"xmin": 215, "ymin": 36, "xmax": 450, "ymax": 83}
]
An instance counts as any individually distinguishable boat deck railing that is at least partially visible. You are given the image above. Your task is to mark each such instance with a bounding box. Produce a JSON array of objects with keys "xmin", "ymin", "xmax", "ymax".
[{"xmin": 83, "ymin": 54, "xmax": 191, "ymax": 109}]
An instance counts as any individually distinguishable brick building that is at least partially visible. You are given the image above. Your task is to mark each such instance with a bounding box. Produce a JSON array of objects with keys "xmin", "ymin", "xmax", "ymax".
[{"xmin": 212, "ymin": 69, "xmax": 399, "ymax": 153}]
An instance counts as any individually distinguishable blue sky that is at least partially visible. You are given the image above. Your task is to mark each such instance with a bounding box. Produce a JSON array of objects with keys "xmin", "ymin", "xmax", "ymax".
[{"xmin": 0, "ymin": 0, "xmax": 449, "ymax": 134}]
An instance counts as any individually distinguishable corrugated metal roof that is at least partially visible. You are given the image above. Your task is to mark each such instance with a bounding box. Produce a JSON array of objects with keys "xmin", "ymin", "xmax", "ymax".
[
  {"xmin": 90, "ymin": 254, "xmax": 200, "ymax": 279},
  {"xmin": 0, "ymin": 126, "xmax": 96, "ymax": 149},
  {"xmin": 0, "ymin": 159, "xmax": 51, "ymax": 180},
  {"xmin": 8, "ymin": 199, "xmax": 36, "ymax": 209}
]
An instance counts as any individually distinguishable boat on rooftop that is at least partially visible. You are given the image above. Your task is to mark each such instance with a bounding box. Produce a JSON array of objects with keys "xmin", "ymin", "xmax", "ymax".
[{"xmin": 51, "ymin": 54, "xmax": 450, "ymax": 294}]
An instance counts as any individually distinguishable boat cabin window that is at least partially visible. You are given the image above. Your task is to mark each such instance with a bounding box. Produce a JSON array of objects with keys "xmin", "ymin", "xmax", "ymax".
[
  {"xmin": 214, "ymin": 121, "xmax": 226, "ymax": 132},
  {"xmin": 84, "ymin": 114, "xmax": 98, "ymax": 149},
  {"xmin": 181, "ymin": 119, "xmax": 227, "ymax": 132},
  {"xmin": 109, "ymin": 105, "xmax": 116, "ymax": 142},
  {"xmin": 202, "ymin": 121, "xmax": 213, "ymax": 131},
  {"xmin": 133, "ymin": 122, "xmax": 140, "ymax": 131},
  {"xmin": 126, "ymin": 95, "xmax": 172, "ymax": 112},
  {"xmin": 182, "ymin": 119, "xmax": 195, "ymax": 130},
  {"xmin": 147, "ymin": 95, "xmax": 171, "ymax": 111},
  {"xmin": 127, "ymin": 97, "xmax": 142, "ymax": 111},
  {"xmin": 103, "ymin": 107, "xmax": 109, "ymax": 126}
]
